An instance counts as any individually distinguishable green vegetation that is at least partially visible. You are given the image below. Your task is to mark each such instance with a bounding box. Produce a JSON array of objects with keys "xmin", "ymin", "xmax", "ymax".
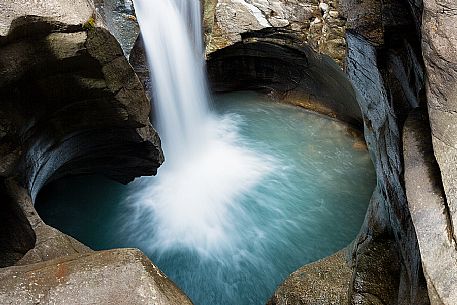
[{"xmin": 82, "ymin": 16, "xmax": 96, "ymax": 30}]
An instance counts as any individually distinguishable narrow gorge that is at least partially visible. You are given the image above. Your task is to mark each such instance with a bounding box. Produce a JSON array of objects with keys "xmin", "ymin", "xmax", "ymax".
[{"xmin": 0, "ymin": 0, "xmax": 456, "ymax": 305}]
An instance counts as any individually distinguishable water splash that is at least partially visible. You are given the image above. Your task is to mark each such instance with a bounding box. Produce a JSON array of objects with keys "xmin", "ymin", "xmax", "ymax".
[
  {"xmin": 131, "ymin": 0, "xmax": 271, "ymax": 254},
  {"xmin": 35, "ymin": 92, "xmax": 376, "ymax": 305}
]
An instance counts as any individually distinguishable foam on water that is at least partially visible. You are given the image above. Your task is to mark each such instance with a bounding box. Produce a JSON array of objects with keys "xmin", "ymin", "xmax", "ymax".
[
  {"xmin": 35, "ymin": 91, "xmax": 376, "ymax": 305},
  {"xmin": 132, "ymin": 0, "xmax": 273, "ymax": 256},
  {"xmin": 126, "ymin": 115, "xmax": 275, "ymax": 257},
  {"xmin": 34, "ymin": 0, "xmax": 377, "ymax": 303}
]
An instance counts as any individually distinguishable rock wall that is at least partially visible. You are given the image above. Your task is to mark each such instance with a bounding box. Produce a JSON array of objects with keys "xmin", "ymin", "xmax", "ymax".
[
  {"xmin": 204, "ymin": 0, "xmax": 457, "ymax": 304},
  {"xmin": 419, "ymin": 0, "xmax": 457, "ymax": 304},
  {"xmin": 0, "ymin": 1, "xmax": 194, "ymax": 304},
  {"xmin": 0, "ymin": 0, "xmax": 164, "ymax": 198},
  {"xmin": 206, "ymin": 27, "xmax": 362, "ymax": 127},
  {"xmin": 345, "ymin": 29, "xmax": 428, "ymax": 304},
  {"xmin": 205, "ymin": 0, "xmax": 347, "ymax": 67},
  {"xmin": 403, "ymin": 110, "xmax": 457, "ymax": 305}
]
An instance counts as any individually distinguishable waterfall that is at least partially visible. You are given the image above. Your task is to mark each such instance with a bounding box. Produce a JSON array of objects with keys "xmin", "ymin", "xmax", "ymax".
[
  {"xmin": 131, "ymin": 0, "xmax": 272, "ymax": 255},
  {"xmin": 133, "ymin": 0, "xmax": 208, "ymax": 162}
]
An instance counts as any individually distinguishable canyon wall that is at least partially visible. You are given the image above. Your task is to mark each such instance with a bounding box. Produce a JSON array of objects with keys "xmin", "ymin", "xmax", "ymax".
[
  {"xmin": 0, "ymin": 1, "xmax": 192, "ymax": 304},
  {"xmin": 203, "ymin": 0, "xmax": 455, "ymax": 304},
  {"xmin": 413, "ymin": 0, "xmax": 457, "ymax": 303}
]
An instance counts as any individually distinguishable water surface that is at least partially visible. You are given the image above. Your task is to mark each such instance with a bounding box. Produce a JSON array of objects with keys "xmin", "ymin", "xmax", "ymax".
[{"xmin": 36, "ymin": 92, "xmax": 375, "ymax": 305}]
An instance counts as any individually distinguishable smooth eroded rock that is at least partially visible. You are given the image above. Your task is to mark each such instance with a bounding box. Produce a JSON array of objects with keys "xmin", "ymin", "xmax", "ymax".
[
  {"xmin": 206, "ymin": 27, "xmax": 362, "ymax": 128},
  {"xmin": 404, "ymin": 110, "xmax": 457, "ymax": 305},
  {"xmin": 268, "ymin": 249, "xmax": 351, "ymax": 305},
  {"xmin": 0, "ymin": 248, "xmax": 194, "ymax": 305},
  {"xmin": 422, "ymin": 3, "xmax": 457, "ymax": 290}
]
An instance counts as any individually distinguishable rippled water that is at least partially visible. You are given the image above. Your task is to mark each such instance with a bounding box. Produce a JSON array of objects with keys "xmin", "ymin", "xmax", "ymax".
[{"xmin": 36, "ymin": 91, "xmax": 375, "ymax": 305}]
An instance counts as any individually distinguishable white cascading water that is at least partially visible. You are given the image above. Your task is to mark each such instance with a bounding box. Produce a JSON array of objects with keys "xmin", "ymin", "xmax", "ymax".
[{"xmin": 131, "ymin": 0, "xmax": 272, "ymax": 256}]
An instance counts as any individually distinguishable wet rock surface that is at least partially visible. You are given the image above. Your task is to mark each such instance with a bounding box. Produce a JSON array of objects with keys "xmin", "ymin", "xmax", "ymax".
[
  {"xmin": 93, "ymin": 0, "xmax": 139, "ymax": 56},
  {"xmin": 344, "ymin": 4, "xmax": 430, "ymax": 301}
]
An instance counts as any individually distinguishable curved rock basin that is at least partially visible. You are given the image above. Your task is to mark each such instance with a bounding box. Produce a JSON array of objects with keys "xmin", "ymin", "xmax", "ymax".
[{"xmin": 36, "ymin": 91, "xmax": 375, "ymax": 305}]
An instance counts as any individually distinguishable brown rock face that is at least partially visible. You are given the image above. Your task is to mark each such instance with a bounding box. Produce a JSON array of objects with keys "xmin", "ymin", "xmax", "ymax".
[{"xmin": 268, "ymin": 249, "xmax": 351, "ymax": 305}]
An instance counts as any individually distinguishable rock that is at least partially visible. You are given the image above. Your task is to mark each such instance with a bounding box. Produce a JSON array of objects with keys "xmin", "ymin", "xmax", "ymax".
[
  {"xmin": 419, "ymin": 0, "xmax": 457, "ymax": 300},
  {"xmin": 0, "ymin": 1, "xmax": 182, "ymax": 303},
  {"xmin": 350, "ymin": 237, "xmax": 402, "ymax": 304},
  {"xmin": 205, "ymin": 0, "xmax": 347, "ymax": 67},
  {"xmin": 339, "ymin": 0, "xmax": 384, "ymax": 45},
  {"xmin": 2, "ymin": 180, "xmax": 92, "ymax": 267},
  {"xmin": 203, "ymin": 0, "xmax": 219, "ymax": 48},
  {"xmin": 93, "ymin": 0, "xmax": 140, "ymax": 56},
  {"xmin": 328, "ymin": 10, "xmax": 339, "ymax": 18},
  {"xmin": 211, "ymin": 0, "xmax": 268, "ymax": 50},
  {"xmin": 404, "ymin": 110, "xmax": 457, "ymax": 305},
  {"xmin": 0, "ymin": 179, "xmax": 36, "ymax": 268},
  {"xmin": 0, "ymin": 9, "xmax": 164, "ymax": 200},
  {"xmin": 345, "ymin": 28, "xmax": 429, "ymax": 305},
  {"xmin": 206, "ymin": 27, "xmax": 362, "ymax": 128},
  {"xmin": 0, "ymin": 248, "xmax": 194, "ymax": 305},
  {"xmin": 422, "ymin": 6, "xmax": 457, "ymax": 303},
  {"xmin": 345, "ymin": 32, "xmax": 405, "ymax": 304},
  {"xmin": 319, "ymin": 2, "xmax": 330, "ymax": 13},
  {"xmin": 129, "ymin": 34, "xmax": 153, "ymax": 101},
  {"xmin": 267, "ymin": 249, "xmax": 351, "ymax": 305},
  {"xmin": 0, "ymin": 0, "xmax": 97, "ymax": 38}
]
